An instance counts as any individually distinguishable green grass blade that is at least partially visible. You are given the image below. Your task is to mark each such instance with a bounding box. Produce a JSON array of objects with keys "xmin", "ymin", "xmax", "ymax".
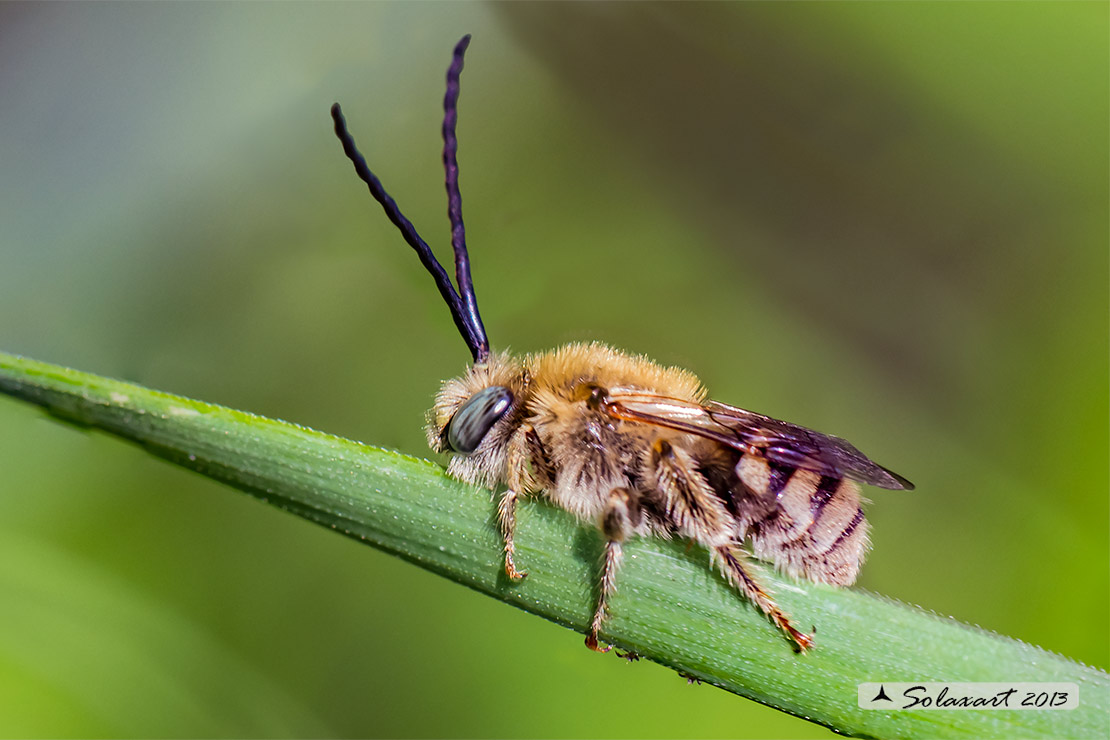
[{"xmin": 1, "ymin": 350, "xmax": 1105, "ymax": 739}]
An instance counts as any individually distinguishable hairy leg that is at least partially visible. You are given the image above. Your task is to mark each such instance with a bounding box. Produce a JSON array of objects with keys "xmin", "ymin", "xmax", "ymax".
[
  {"xmin": 496, "ymin": 488, "xmax": 526, "ymax": 580},
  {"xmin": 648, "ymin": 440, "xmax": 732, "ymax": 546},
  {"xmin": 714, "ymin": 544, "xmax": 814, "ymax": 651},
  {"xmin": 499, "ymin": 423, "xmax": 556, "ymax": 581},
  {"xmin": 586, "ymin": 486, "xmax": 636, "ymax": 652}
]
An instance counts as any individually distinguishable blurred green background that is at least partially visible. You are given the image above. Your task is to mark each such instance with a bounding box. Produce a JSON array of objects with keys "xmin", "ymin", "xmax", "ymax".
[{"xmin": 0, "ymin": 2, "xmax": 1106, "ymax": 737}]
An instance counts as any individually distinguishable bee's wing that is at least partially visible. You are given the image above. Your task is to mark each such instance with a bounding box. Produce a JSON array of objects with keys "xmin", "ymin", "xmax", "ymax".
[{"xmin": 603, "ymin": 390, "xmax": 914, "ymax": 490}]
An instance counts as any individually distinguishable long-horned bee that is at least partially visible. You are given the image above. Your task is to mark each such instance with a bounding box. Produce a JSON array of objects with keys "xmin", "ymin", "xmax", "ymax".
[{"xmin": 331, "ymin": 35, "xmax": 913, "ymax": 653}]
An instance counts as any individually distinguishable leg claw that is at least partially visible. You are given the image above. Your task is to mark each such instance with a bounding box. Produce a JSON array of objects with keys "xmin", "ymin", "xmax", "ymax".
[
  {"xmin": 788, "ymin": 625, "xmax": 815, "ymax": 653},
  {"xmin": 585, "ymin": 633, "xmax": 611, "ymax": 653}
]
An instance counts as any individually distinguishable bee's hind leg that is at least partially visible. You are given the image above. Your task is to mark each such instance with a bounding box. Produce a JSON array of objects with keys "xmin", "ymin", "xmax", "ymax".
[
  {"xmin": 713, "ymin": 545, "xmax": 814, "ymax": 652},
  {"xmin": 586, "ymin": 487, "xmax": 638, "ymax": 653}
]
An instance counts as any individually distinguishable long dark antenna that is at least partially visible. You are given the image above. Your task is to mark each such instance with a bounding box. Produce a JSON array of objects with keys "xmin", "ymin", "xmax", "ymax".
[
  {"xmin": 330, "ymin": 34, "xmax": 490, "ymax": 363},
  {"xmin": 441, "ymin": 35, "xmax": 488, "ymax": 361}
]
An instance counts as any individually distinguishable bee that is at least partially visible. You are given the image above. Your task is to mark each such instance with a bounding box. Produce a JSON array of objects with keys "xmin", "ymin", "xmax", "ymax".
[{"xmin": 330, "ymin": 35, "xmax": 913, "ymax": 653}]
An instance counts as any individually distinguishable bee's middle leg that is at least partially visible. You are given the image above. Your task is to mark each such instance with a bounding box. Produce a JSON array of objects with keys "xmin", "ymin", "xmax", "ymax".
[{"xmin": 586, "ymin": 486, "xmax": 636, "ymax": 652}]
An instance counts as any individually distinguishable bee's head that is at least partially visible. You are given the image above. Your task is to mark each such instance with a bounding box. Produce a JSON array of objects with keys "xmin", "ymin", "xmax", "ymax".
[
  {"xmin": 426, "ymin": 353, "xmax": 526, "ymax": 486},
  {"xmin": 427, "ymin": 353, "xmax": 523, "ymax": 453}
]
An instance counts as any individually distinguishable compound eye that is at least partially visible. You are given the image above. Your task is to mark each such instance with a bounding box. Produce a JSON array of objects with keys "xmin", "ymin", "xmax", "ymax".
[{"xmin": 446, "ymin": 386, "xmax": 514, "ymax": 454}]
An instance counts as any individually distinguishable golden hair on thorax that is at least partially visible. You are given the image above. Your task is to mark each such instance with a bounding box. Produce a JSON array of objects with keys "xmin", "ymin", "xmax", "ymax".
[{"xmin": 332, "ymin": 36, "xmax": 913, "ymax": 655}]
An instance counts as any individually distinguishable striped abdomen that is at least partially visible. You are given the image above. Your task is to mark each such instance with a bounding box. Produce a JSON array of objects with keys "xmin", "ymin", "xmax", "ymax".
[{"xmin": 734, "ymin": 453, "xmax": 869, "ymax": 586}]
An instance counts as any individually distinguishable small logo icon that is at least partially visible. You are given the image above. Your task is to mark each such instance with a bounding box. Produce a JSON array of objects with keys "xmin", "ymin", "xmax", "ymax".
[{"xmin": 872, "ymin": 685, "xmax": 893, "ymax": 702}]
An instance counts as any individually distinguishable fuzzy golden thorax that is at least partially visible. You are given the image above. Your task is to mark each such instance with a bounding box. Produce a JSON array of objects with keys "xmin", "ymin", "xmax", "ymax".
[{"xmin": 522, "ymin": 343, "xmax": 709, "ymax": 519}]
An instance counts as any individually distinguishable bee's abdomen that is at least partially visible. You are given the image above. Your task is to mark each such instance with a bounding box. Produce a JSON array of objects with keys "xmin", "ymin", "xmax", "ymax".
[{"xmin": 735, "ymin": 454, "xmax": 869, "ymax": 586}]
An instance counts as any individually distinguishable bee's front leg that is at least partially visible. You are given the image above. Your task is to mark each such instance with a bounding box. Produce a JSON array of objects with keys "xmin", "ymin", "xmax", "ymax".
[
  {"xmin": 500, "ymin": 424, "xmax": 544, "ymax": 581},
  {"xmin": 496, "ymin": 488, "xmax": 527, "ymax": 581},
  {"xmin": 586, "ymin": 486, "xmax": 637, "ymax": 653}
]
